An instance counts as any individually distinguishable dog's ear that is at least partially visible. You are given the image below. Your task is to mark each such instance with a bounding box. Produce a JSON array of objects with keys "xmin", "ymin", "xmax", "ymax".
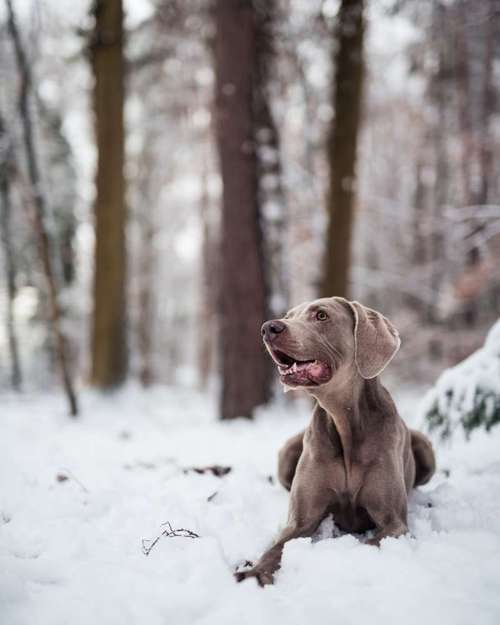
[{"xmin": 346, "ymin": 300, "xmax": 401, "ymax": 379}]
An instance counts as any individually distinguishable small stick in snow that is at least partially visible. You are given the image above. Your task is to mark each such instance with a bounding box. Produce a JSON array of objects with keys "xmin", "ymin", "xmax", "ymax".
[
  {"xmin": 56, "ymin": 468, "xmax": 89, "ymax": 493},
  {"xmin": 141, "ymin": 522, "xmax": 200, "ymax": 556},
  {"xmin": 184, "ymin": 465, "xmax": 232, "ymax": 477}
]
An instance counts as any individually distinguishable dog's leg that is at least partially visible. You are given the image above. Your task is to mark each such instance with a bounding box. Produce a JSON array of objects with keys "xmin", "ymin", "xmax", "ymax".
[
  {"xmin": 360, "ymin": 473, "xmax": 409, "ymax": 546},
  {"xmin": 277, "ymin": 430, "xmax": 304, "ymax": 491},
  {"xmin": 235, "ymin": 521, "xmax": 321, "ymax": 586},
  {"xmin": 236, "ymin": 462, "xmax": 331, "ymax": 586},
  {"xmin": 365, "ymin": 519, "xmax": 408, "ymax": 546}
]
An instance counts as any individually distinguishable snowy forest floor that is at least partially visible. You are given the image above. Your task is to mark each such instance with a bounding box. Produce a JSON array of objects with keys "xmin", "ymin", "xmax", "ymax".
[{"xmin": 1, "ymin": 384, "xmax": 500, "ymax": 625}]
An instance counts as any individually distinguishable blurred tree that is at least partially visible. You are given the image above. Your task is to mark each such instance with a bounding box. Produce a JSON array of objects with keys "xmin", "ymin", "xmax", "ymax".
[
  {"xmin": 0, "ymin": 111, "xmax": 22, "ymax": 390},
  {"xmin": 6, "ymin": 0, "xmax": 78, "ymax": 414},
  {"xmin": 426, "ymin": 0, "xmax": 447, "ymax": 329},
  {"xmin": 197, "ymin": 150, "xmax": 218, "ymax": 391},
  {"xmin": 214, "ymin": 0, "xmax": 271, "ymax": 419},
  {"xmin": 254, "ymin": 0, "xmax": 289, "ymax": 316},
  {"xmin": 322, "ymin": 0, "xmax": 365, "ymax": 298},
  {"xmin": 89, "ymin": 0, "xmax": 128, "ymax": 388},
  {"xmin": 454, "ymin": 0, "xmax": 497, "ymax": 326},
  {"xmin": 134, "ymin": 126, "xmax": 158, "ymax": 388},
  {"xmin": 37, "ymin": 98, "xmax": 77, "ymax": 288}
]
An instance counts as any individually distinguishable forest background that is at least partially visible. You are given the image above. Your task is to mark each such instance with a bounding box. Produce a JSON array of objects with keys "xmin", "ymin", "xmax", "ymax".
[{"xmin": 0, "ymin": 0, "xmax": 499, "ymax": 420}]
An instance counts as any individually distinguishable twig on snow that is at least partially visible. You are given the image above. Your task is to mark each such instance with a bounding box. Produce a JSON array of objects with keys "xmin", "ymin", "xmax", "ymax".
[
  {"xmin": 56, "ymin": 467, "xmax": 89, "ymax": 493},
  {"xmin": 141, "ymin": 521, "xmax": 200, "ymax": 556}
]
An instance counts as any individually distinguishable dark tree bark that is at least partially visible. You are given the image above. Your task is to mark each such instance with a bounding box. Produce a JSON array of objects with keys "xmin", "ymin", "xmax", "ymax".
[
  {"xmin": 0, "ymin": 112, "xmax": 22, "ymax": 390},
  {"xmin": 90, "ymin": 0, "xmax": 128, "ymax": 388},
  {"xmin": 6, "ymin": 0, "xmax": 77, "ymax": 414},
  {"xmin": 322, "ymin": 0, "xmax": 365, "ymax": 299},
  {"xmin": 214, "ymin": 0, "xmax": 271, "ymax": 419}
]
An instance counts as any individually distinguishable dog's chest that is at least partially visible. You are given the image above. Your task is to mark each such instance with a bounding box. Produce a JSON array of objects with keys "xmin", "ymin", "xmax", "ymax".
[
  {"xmin": 324, "ymin": 458, "xmax": 375, "ymax": 532},
  {"xmin": 326, "ymin": 454, "xmax": 365, "ymax": 497}
]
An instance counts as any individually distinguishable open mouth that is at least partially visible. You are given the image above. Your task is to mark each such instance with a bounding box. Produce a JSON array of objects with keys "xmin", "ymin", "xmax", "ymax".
[{"xmin": 268, "ymin": 348, "xmax": 332, "ymax": 387}]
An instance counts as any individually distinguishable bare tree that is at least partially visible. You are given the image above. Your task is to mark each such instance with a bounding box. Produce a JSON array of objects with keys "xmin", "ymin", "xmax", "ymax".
[
  {"xmin": 6, "ymin": 0, "xmax": 77, "ymax": 414},
  {"xmin": 0, "ymin": 112, "xmax": 22, "ymax": 390},
  {"xmin": 89, "ymin": 0, "xmax": 128, "ymax": 388},
  {"xmin": 214, "ymin": 0, "xmax": 271, "ymax": 419},
  {"xmin": 134, "ymin": 132, "xmax": 157, "ymax": 388},
  {"xmin": 197, "ymin": 151, "xmax": 218, "ymax": 391},
  {"xmin": 456, "ymin": 0, "xmax": 497, "ymax": 326},
  {"xmin": 37, "ymin": 97, "xmax": 77, "ymax": 287},
  {"xmin": 322, "ymin": 0, "xmax": 365, "ymax": 298},
  {"xmin": 254, "ymin": 0, "xmax": 289, "ymax": 315}
]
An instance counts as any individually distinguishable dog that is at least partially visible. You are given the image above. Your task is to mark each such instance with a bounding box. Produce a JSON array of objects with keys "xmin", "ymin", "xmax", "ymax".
[{"xmin": 235, "ymin": 297, "xmax": 435, "ymax": 586}]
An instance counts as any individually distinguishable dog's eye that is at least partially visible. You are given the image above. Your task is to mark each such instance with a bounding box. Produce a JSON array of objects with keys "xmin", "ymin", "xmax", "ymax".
[{"xmin": 316, "ymin": 310, "xmax": 328, "ymax": 321}]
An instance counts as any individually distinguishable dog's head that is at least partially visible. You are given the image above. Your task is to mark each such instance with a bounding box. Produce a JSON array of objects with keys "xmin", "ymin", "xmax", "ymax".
[{"xmin": 261, "ymin": 297, "xmax": 400, "ymax": 391}]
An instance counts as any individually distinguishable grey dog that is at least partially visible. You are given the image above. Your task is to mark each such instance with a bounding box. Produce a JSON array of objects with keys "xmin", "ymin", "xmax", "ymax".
[{"xmin": 236, "ymin": 297, "xmax": 435, "ymax": 586}]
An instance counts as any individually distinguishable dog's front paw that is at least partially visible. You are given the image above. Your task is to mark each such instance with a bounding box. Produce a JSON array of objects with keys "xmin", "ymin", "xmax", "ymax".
[
  {"xmin": 364, "ymin": 537, "xmax": 381, "ymax": 547},
  {"xmin": 234, "ymin": 566, "xmax": 274, "ymax": 587}
]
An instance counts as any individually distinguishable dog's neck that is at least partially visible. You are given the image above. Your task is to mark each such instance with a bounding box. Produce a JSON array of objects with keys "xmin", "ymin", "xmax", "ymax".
[{"xmin": 309, "ymin": 373, "xmax": 383, "ymax": 476}]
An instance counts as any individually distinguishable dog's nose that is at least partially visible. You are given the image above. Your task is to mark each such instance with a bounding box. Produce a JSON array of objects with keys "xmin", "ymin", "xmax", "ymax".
[{"xmin": 261, "ymin": 320, "xmax": 286, "ymax": 341}]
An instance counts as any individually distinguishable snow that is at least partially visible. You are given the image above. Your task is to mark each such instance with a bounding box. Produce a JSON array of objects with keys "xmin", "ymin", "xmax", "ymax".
[
  {"xmin": 2, "ymin": 384, "xmax": 500, "ymax": 625},
  {"xmin": 419, "ymin": 320, "xmax": 500, "ymax": 437}
]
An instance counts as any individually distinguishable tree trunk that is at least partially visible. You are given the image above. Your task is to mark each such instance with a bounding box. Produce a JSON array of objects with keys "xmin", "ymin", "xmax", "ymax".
[
  {"xmin": 197, "ymin": 155, "xmax": 217, "ymax": 391},
  {"xmin": 254, "ymin": 0, "xmax": 289, "ymax": 316},
  {"xmin": 428, "ymin": 68, "xmax": 447, "ymax": 327},
  {"xmin": 322, "ymin": 0, "xmax": 365, "ymax": 299},
  {"xmin": 452, "ymin": 0, "xmax": 497, "ymax": 327},
  {"xmin": 6, "ymin": 0, "xmax": 77, "ymax": 414},
  {"xmin": 133, "ymin": 127, "xmax": 157, "ymax": 388},
  {"xmin": 37, "ymin": 96, "xmax": 77, "ymax": 286},
  {"xmin": 90, "ymin": 0, "xmax": 128, "ymax": 388},
  {"xmin": 137, "ymin": 218, "xmax": 154, "ymax": 388},
  {"xmin": 214, "ymin": 0, "xmax": 270, "ymax": 419},
  {"xmin": 0, "ymin": 113, "xmax": 22, "ymax": 390}
]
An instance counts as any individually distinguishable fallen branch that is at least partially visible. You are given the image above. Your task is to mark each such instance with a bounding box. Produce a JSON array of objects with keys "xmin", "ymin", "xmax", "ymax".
[{"xmin": 141, "ymin": 522, "xmax": 200, "ymax": 556}]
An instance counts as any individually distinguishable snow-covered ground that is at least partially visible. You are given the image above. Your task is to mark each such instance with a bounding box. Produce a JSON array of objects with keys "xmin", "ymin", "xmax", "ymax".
[{"xmin": 2, "ymin": 384, "xmax": 500, "ymax": 625}]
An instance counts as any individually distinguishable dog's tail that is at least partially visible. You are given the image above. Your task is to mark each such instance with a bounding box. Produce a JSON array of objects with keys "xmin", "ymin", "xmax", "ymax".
[{"xmin": 411, "ymin": 430, "xmax": 436, "ymax": 487}]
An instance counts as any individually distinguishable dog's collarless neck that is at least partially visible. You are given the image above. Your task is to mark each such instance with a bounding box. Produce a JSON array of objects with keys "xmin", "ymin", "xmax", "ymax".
[{"xmin": 313, "ymin": 377, "xmax": 384, "ymax": 480}]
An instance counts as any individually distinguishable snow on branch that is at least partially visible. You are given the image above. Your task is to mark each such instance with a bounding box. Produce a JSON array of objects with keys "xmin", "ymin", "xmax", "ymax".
[{"xmin": 420, "ymin": 320, "xmax": 500, "ymax": 439}]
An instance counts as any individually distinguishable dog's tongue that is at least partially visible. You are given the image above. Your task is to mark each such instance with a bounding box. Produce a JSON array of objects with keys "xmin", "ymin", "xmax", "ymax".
[
  {"xmin": 305, "ymin": 361, "xmax": 327, "ymax": 379},
  {"xmin": 280, "ymin": 360, "xmax": 330, "ymax": 385}
]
